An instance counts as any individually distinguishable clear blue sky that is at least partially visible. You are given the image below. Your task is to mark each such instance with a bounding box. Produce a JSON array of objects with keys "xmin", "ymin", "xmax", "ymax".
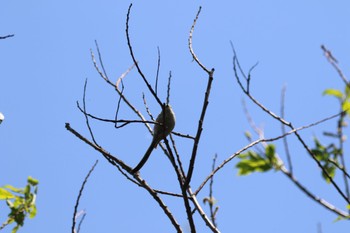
[{"xmin": 1, "ymin": 1, "xmax": 350, "ymax": 232}]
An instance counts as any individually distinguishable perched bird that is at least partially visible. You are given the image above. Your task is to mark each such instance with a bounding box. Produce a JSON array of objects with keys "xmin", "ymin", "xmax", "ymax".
[{"xmin": 132, "ymin": 104, "xmax": 175, "ymax": 173}]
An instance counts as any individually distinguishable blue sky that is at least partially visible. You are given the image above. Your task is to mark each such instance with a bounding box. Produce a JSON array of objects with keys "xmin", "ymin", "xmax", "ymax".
[{"xmin": 1, "ymin": 1, "xmax": 350, "ymax": 232}]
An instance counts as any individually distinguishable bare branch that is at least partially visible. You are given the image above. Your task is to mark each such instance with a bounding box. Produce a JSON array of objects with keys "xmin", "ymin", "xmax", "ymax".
[
  {"xmin": 95, "ymin": 40, "xmax": 109, "ymax": 80},
  {"xmin": 155, "ymin": 47, "xmax": 161, "ymax": 96},
  {"xmin": 162, "ymin": 139, "xmax": 196, "ymax": 233},
  {"xmin": 183, "ymin": 6, "xmax": 216, "ymax": 188},
  {"xmin": 132, "ymin": 173, "xmax": 183, "ymax": 232},
  {"xmin": 81, "ymin": 79, "xmax": 99, "ymax": 146},
  {"xmin": 0, "ymin": 34, "xmax": 14, "ymax": 39},
  {"xmin": 166, "ymin": 71, "xmax": 172, "ymax": 105},
  {"xmin": 65, "ymin": 123, "xmax": 133, "ymax": 172},
  {"xmin": 76, "ymin": 211, "xmax": 86, "ymax": 233},
  {"xmin": 321, "ymin": 44, "xmax": 350, "ymax": 88},
  {"xmin": 66, "ymin": 123, "xmax": 182, "ymax": 231},
  {"xmin": 72, "ymin": 160, "xmax": 98, "ymax": 233},
  {"xmin": 91, "ymin": 44, "xmax": 152, "ymax": 133},
  {"xmin": 280, "ymin": 85, "xmax": 293, "ymax": 174},
  {"xmin": 280, "ymin": 165, "xmax": 349, "ymax": 218},
  {"xmin": 207, "ymin": 154, "xmax": 218, "ymax": 227},
  {"xmin": 195, "ymin": 112, "xmax": 343, "ymax": 195},
  {"xmin": 188, "ymin": 6, "xmax": 210, "ymax": 73},
  {"xmin": 125, "ymin": 3, "xmax": 162, "ymax": 107},
  {"xmin": 170, "ymin": 134, "xmax": 186, "ymax": 179},
  {"xmin": 321, "ymin": 45, "xmax": 350, "ymax": 202},
  {"xmin": 188, "ymin": 188, "xmax": 220, "ymax": 233},
  {"xmin": 232, "ymin": 48, "xmax": 350, "ymax": 204}
]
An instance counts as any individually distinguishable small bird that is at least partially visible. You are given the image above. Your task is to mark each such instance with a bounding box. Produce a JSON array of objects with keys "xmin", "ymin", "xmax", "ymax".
[{"xmin": 132, "ymin": 104, "xmax": 175, "ymax": 173}]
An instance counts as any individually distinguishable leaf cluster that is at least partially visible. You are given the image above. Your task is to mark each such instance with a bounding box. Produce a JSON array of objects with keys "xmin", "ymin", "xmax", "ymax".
[
  {"xmin": 236, "ymin": 144, "xmax": 280, "ymax": 175},
  {"xmin": 0, "ymin": 176, "xmax": 39, "ymax": 233}
]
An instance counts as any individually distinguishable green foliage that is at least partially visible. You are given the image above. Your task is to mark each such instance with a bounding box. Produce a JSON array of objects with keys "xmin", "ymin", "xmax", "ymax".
[
  {"xmin": 323, "ymin": 87, "xmax": 350, "ymax": 115},
  {"xmin": 311, "ymin": 137, "xmax": 341, "ymax": 183},
  {"xmin": 0, "ymin": 176, "xmax": 39, "ymax": 232},
  {"xmin": 236, "ymin": 144, "xmax": 280, "ymax": 176}
]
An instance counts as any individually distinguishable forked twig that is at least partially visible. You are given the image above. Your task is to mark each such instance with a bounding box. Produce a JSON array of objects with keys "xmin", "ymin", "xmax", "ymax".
[
  {"xmin": 72, "ymin": 160, "xmax": 98, "ymax": 233},
  {"xmin": 185, "ymin": 6, "xmax": 215, "ymax": 188},
  {"xmin": 126, "ymin": 4, "xmax": 162, "ymax": 107},
  {"xmin": 66, "ymin": 123, "xmax": 182, "ymax": 231},
  {"xmin": 232, "ymin": 46, "xmax": 350, "ymax": 205},
  {"xmin": 195, "ymin": 112, "xmax": 343, "ymax": 195},
  {"xmin": 188, "ymin": 6, "xmax": 210, "ymax": 73}
]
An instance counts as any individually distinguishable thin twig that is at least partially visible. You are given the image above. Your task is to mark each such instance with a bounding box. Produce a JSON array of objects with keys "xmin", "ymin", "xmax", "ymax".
[
  {"xmin": 321, "ymin": 45, "xmax": 350, "ymax": 88},
  {"xmin": 163, "ymin": 139, "xmax": 196, "ymax": 233},
  {"xmin": 142, "ymin": 93, "xmax": 155, "ymax": 120},
  {"xmin": 154, "ymin": 189, "xmax": 184, "ymax": 198},
  {"xmin": 76, "ymin": 211, "xmax": 86, "ymax": 233},
  {"xmin": 132, "ymin": 173, "xmax": 183, "ymax": 232},
  {"xmin": 195, "ymin": 112, "xmax": 343, "ymax": 195},
  {"xmin": 95, "ymin": 40, "xmax": 109, "ymax": 79},
  {"xmin": 82, "ymin": 79, "xmax": 99, "ymax": 146},
  {"xmin": 208, "ymin": 154, "xmax": 218, "ymax": 227},
  {"xmin": 125, "ymin": 3, "xmax": 162, "ymax": 107},
  {"xmin": 169, "ymin": 134, "xmax": 186, "ymax": 179},
  {"xmin": 0, "ymin": 34, "xmax": 14, "ymax": 39},
  {"xmin": 155, "ymin": 47, "xmax": 161, "ymax": 96},
  {"xmin": 280, "ymin": 85, "xmax": 293, "ymax": 174},
  {"xmin": 167, "ymin": 71, "xmax": 172, "ymax": 105},
  {"xmin": 65, "ymin": 123, "xmax": 133, "ymax": 172},
  {"xmin": 327, "ymin": 159, "xmax": 350, "ymax": 179},
  {"xmin": 91, "ymin": 47, "xmax": 151, "ymax": 132},
  {"xmin": 241, "ymin": 99, "xmax": 265, "ymax": 155},
  {"xmin": 321, "ymin": 44, "xmax": 350, "ymax": 203},
  {"xmin": 280, "ymin": 165, "xmax": 349, "ymax": 218},
  {"xmin": 77, "ymin": 102, "xmax": 156, "ymax": 127},
  {"xmin": 188, "ymin": 6, "xmax": 210, "ymax": 73},
  {"xmin": 66, "ymin": 123, "xmax": 182, "ymax": 231},
  {"xmin": 232, "ymin": 48, "xmax": 350, "ymax": 204},
  {"xmin": 336, "ymin": 109, "xmax": 350, "ymax": 202},
  {"xmin": 185, "ymin": 68, "xmax": 214, "ymax": 188},
  {"xmin": 185, "ymin": 7, "xmax": 215, "ymax": 188},
  {"xmin": 72, "ymin": 160, "xmax": 98, "ymax": 233},
  {"xmin": 188, "ymin": 187, "xmax": 220, "ymax": 233}
]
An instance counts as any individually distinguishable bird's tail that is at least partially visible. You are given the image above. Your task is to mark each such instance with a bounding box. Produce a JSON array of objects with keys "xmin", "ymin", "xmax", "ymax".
[{"xmin": 132, "ymin": 140, "xmax": 157, "ymax": 173}]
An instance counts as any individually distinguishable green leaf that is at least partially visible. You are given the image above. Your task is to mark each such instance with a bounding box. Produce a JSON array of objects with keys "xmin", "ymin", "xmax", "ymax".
[
  {"xmin": 345, "ymin": 85, "xmax": 350, "ymax": 99},
  {"xmin": 27, "ymin": 176, "xmax": 39, "ymax": 186},
  {"xmin": 0, "ymin": 188, "xmax": 15, "ymax": 199},
  {"xmin": 265, "ymin": 144, "xmax": 276, "ymax": 163},
  {"xmin": 3, "ymin": 185, "xmax": 23, "ymax": 194},
  {"xmin": 323, "ymin": 89, "xmax": 343, "ymax": 99},
  {"xmin": 236, "ymin": 151, "xmax": 273, "ymax": 175},
  {"xmin": 244, "ymin": 131, "xmax": 252, "ymax": 141},
  {"xmin": 29, "ymin": 204, "xmax": 37, "ymax": 218},
  {"xmin": 342, "ymin": 101, "xmax": 350, "ymax": 115},
  {"xmin": 11, "ymin": 224, "xmax": 20, "ymax": 233}
]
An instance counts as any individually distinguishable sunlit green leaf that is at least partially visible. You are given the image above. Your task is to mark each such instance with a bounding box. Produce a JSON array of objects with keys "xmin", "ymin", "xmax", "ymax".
[
  {"xmin": 236, "ymin": 150, "xmax": 273, "ymax": 175},
  {"xmin": 342, "ymin": 101, "xmax": 350, "ymax": 115},
  {"xmin": 11, "ymin": 224, "xmax": 20, "ymax": 233},
  {"xmin": 323, "ymin": 89, "xmax": 343, "ymax": 99},
  {"xmin": 0, "ymin": 188, "xmax": 15, "ymax": 199},
  {"xmin": 27, "ymin": 176, "xmax": 39, "ymax": 186},
  {"xmin": 3, "ymin": 185, "xmax": 23, "ymax": 194},
  {"xmin": 244, "ymin": 131, "xmax": 252, "ymax": 141},
  {"xmin": 345, "ymin": 86, "xmax": 350, "ymax": 99},
  {"xmin": 29, "ymin": 204, "xmax": 37, "ymax": 218}
]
